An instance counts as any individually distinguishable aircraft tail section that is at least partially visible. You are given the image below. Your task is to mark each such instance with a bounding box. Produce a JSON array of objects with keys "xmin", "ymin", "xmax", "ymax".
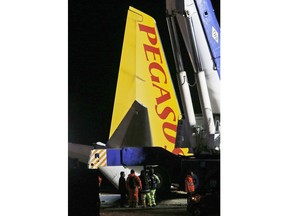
[{"xmin": 109, "ymin": 7, "xmax": 191, "ymax": 156}]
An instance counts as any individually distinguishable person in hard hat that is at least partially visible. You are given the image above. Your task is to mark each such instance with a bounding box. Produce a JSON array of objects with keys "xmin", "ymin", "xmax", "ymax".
[
  {"xmin": 126, "ymin": 169, "xmax": 142, "ymax": 208},
  {"xmin": 185, "ymin": 170, "xmax": 195, "ymax": 204}
]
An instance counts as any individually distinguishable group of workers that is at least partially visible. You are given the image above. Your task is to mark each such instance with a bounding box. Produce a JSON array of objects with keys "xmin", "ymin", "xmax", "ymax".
[
  {"xmin": 118, "ymin": 168, "xmax": 197, "ymax": 208},
  {"xmin": 118, "ymin": 168, "xmax": 161, "ymax": 208}
]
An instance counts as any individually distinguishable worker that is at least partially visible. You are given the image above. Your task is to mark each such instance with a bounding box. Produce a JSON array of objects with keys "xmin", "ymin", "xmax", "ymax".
[
  {"xmin": 148, "ymin": 168, "xmax": 160, "ymax": 207},
  {"xmin": 118, "ymin": 171, "xmax": 127, "ymax": 207},
  {"xmin": 126, "ymin": 169, "xmax": 142, "ymax": 208},
  {"xmin": 185, "ymin": 170, "xmax": 195, "ymax": 204},
  {"xmin": 139, "ymin": 169, "xmax": 151, "ymax": 208}
]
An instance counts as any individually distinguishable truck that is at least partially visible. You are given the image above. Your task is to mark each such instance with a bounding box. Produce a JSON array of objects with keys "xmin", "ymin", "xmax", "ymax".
[{"xmin": 69, "ymin": 0, "xmax": 220, "ymax": 211}]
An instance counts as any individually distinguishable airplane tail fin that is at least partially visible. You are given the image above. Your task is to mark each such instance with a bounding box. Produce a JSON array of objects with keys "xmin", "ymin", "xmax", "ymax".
[{"xmin": 109, "ymin": 7, "xmax": 190, "ymax": 156}]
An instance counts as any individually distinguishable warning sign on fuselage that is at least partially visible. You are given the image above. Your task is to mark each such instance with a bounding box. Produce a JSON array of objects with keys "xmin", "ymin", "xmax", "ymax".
[{"xmin": 212, "ymin": 26, "xmax": 218, "ymax": 43}]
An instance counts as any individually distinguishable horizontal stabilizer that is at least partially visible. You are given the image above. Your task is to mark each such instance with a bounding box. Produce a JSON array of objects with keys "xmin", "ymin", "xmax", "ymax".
[{"xmin": 68, "ymin": 142, "xmax": 93, "ymax": 164}]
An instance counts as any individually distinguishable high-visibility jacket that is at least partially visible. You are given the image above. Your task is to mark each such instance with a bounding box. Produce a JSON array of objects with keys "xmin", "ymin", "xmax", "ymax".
[{"xmin": 185, "ymin": 175, "xmax": 195, "ymax": 192}]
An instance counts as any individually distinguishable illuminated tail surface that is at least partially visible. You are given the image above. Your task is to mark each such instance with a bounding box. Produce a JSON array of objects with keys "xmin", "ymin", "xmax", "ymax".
[{"xmin": 108, "ymin": 7, "xmax": 190, "ymax": 156}]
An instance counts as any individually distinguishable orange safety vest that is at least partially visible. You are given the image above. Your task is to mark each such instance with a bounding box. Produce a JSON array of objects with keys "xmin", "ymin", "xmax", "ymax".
[{"xmin": 185, "ymin": 175, "xmax": 195, "ymax": 192}]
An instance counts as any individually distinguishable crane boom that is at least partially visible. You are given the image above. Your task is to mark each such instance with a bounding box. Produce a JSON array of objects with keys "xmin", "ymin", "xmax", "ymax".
[{"xmin": 167, "ymin": 0, "xmax": 220, "ymax": 151}]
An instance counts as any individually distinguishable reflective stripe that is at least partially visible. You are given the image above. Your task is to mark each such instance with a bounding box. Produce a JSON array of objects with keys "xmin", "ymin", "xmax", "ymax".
[
  {"xmin": 187, "ymin": 182, "xmax": 194, "ymax": 186},
  {"xmin": 88, "ymin": 149, "xmax": 107, "ymax": 169}
]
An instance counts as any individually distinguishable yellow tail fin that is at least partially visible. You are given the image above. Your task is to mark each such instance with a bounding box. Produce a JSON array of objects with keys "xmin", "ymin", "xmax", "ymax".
[{"xmin": 109, "ymin": 7, "xmax": 190, "ymax": 156}]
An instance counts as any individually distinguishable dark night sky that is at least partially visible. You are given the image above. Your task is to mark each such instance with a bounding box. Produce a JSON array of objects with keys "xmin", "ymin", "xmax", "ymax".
[{"xmin": 68, "ymin": 0, "xmax": 220, "ymax": 145}]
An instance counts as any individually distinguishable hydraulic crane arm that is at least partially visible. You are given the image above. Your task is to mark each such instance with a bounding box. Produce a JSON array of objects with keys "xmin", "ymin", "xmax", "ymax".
[{"xmin": 166, "ymin": 0, "xmax": 220, "ymax": 151}]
